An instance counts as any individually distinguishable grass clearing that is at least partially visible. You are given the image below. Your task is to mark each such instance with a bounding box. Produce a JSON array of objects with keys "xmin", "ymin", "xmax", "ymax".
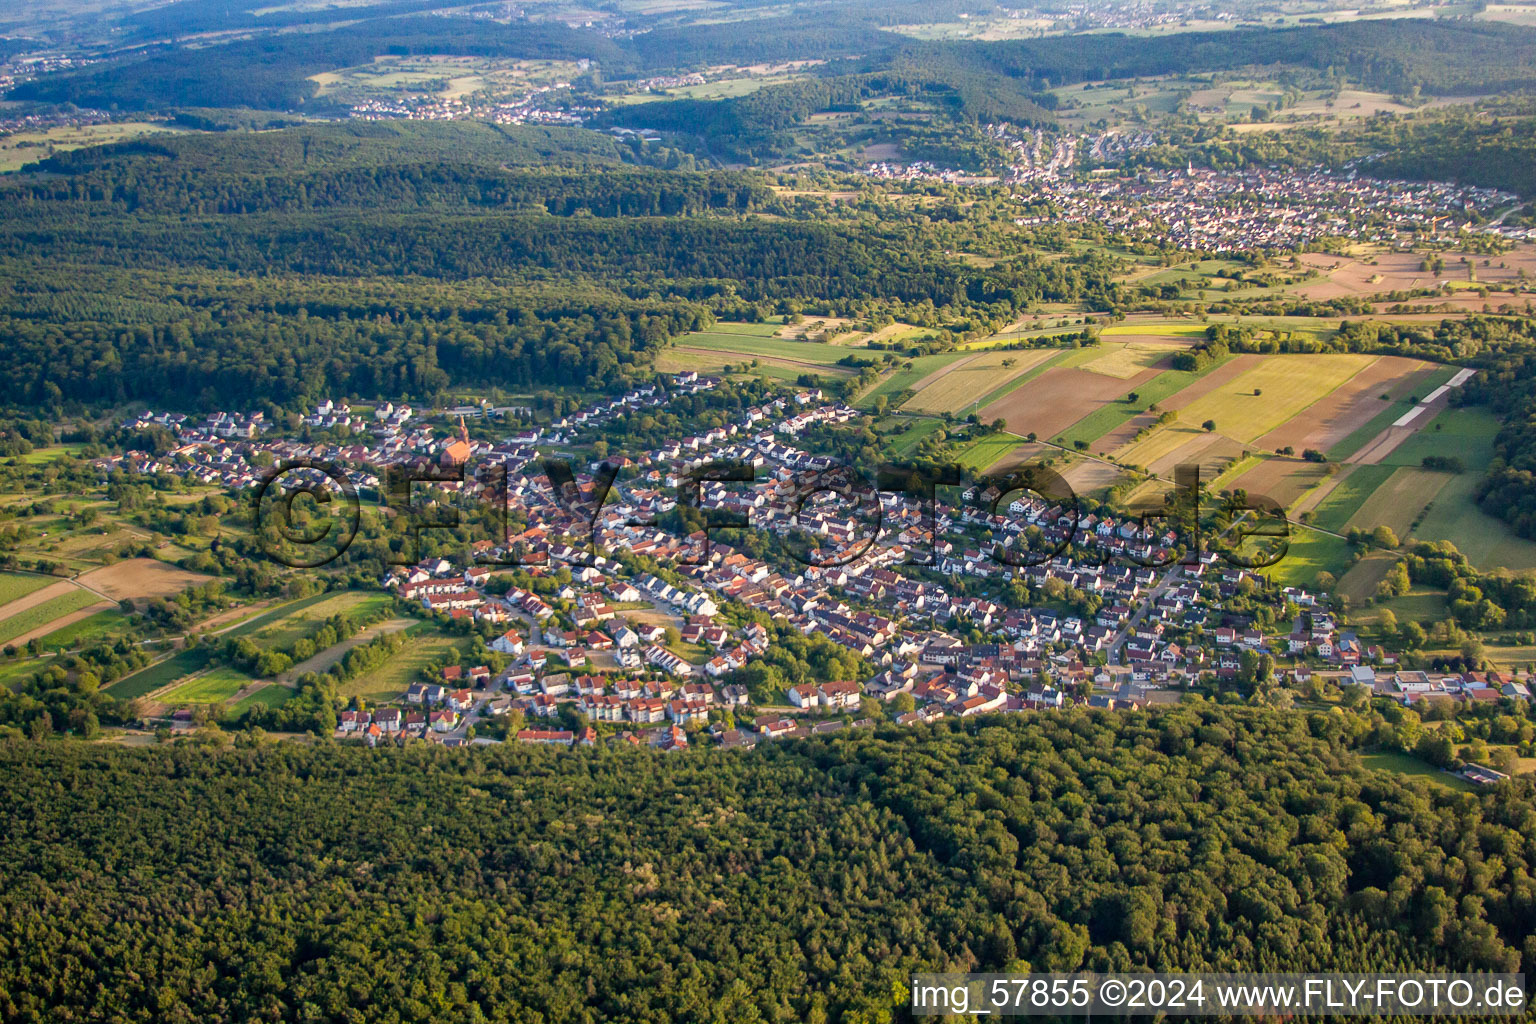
[
  {"xmin": 35, "ymin": 610, "xmax": 130, "ymax": 651},
  {"xmin": 881, "ymin": 416, "xmax": 947, "ymax": 457},
  {"xmin": 1360, "ymin": 752, "xmax": 1477, "ymax": 792},
  {"xmin": 228, "ymin": 685, "xmax": 295, "ymax": 715}
]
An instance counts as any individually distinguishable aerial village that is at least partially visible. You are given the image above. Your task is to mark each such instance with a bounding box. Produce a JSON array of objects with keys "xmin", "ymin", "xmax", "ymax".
[{"xmin": 98, "ymin": 371, "xmax": 1536, "ymax": 783}]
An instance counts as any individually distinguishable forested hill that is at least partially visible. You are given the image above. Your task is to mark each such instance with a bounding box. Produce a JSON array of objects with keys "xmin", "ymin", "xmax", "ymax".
[
  {"xmin": 0, "ymin": 709, "xmax": 1531, "ymax": 1022},
  {"xmin": 0, "ymin": 120, "xmax": 1135, "ymax": 409},
  {"xmin": 918, "ymin": 18, "xmax": 1536, "ymax": 97},
  {"xmin": 12, "ymin": 14, "xmax": 1536, "ymax": 115}
]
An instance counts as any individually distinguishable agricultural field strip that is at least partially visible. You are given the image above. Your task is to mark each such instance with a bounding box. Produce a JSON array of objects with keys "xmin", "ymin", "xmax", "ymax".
[
  {"xmin": 1055, "ymin": 358, "xmax": 1228, "ymax": 448},
  {"xmin": 0, "ymin": 590, "xmax": 107, "ymax": 646},
  {"xmin": 1173, "ymin": 354, "xmax": 1378, "ymax": 445}
]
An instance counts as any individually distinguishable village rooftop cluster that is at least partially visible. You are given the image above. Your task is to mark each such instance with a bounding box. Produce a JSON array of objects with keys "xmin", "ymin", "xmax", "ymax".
[{"xmin": 111, "ymin": 377, "xmax": 1536, "ymax": 766}]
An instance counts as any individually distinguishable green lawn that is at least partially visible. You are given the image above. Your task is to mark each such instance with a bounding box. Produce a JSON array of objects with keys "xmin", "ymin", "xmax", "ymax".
[
  {"xmin": 227, "ymin": 684, "xmax": 295, "ymax": 715},
  {"xmin": 1360, "ymin": 752, "xmax": 1476, "ymax": 792},
  {"xmin": 957, "ymin": 433, "xmax": 1028, "ymax": 472},
  {"xmin": 1264, "ymin": 527, "xmax": 1353, "ymax": 588},
  {"xmin": 0, "ymin": 589, "xmax": 103, "ymax": 646},
  {"xmin": 164, "ymin": 665, "xmax": 255, "ymax": 705},
  {"xmin": 0, "ymin": 572, "xmax": 54, "ymax": 608},
  {"xmin": 1377, "ymin": 588, "xmax": 1451, "ymax": 625}
]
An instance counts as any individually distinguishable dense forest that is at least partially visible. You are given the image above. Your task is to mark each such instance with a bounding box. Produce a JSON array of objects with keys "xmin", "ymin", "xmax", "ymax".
[
  {"xmin": 0, "ymin": 709, "xmax": 1530, "ymax": 1022},
  {"xmin": 0, "ymin": 122, "xmax": 1136, "ymax": 408}
]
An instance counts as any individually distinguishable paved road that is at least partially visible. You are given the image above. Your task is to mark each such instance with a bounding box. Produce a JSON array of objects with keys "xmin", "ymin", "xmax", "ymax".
[{"xmin": 1108, "ymin": 565, "xmax": 1182, "ymax": 666}]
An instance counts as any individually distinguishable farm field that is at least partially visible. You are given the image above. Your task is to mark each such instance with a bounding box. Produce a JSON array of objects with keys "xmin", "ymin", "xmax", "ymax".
[
  {"xmin": 1380, "ymin": 407, "xmax": 1536, "ymax": 570},
  {"xmin": 1171, "ymin": 353, "xmax": 1376, "ymax": 445},
  {"xmin": 0, "ymin": 121, "xmax": 184, "ymax": 173},
  {"xmin": 901, "ymin": 349, "xmax": 1056, "ymax": 415},
  {"xmin": 956, "ymin": 433, "xmax": 1031, "ymax": 472},
  {"xmin": 859, "ymin": 352, "xmax": 969, "ymax": 408},
  {"xmin": 1254, "ymin": 356, "xmax": 1434, "ymax": 454},
  {"xmin": 164, "ymin": 666, "xmax": 256, "ymax": 706},
  {"xmin": 1264, "ymin": 527, "xmax": 1352, "ymax": 589},
  {"xmin": 105, "ymin": 647, "xmax": 213, "ymax": 700},
  {"xmin": 0, "ymin": 589, "xmax": 107, "ymax": 646},
  {"xmin": 671, "ymin": 330, "xmax": 855, "ymax": 365},
  {"xmin": 1306, "ymin": 464, "xmax": 1396, "ymax": 533},
  {"xmin": 0, "ymin": 572, "xmax": 53, "ymax": 607},
  {"xmin": 1342, "ymin": 466, "xmax": 1451, "ymax": 537},
  {"xmin": 1113, "ymin": 424, "xmax": 1246, "ymax": 478},
  {"xmin": 1227, "ymin": 457, "xmax": 1333, "ymax": 511},
  {"xmin": 228, "ymin": 685, "xmax": 295, "ymax": 715},
  {"xmin": 341, "ymin": 628, "xmax": 468, "ymax": 704},
  {"xmin": 33, "ymin": 610, "xmax": 131, "ymax": 652},
  {"xmin": 1327, "ymin": 364, "xmax": 1460, "ymax": 460},
  {"xmin": 983, "ymin": 365, "xmax": 1162, "ymax": 441},
  {"xmin": 283, "ymin": 618, "xmax": 415, "ymax": 680},
  {"xmin": 656, "ymin": 349, "xmax": 843, "ymax": 382},
  {"xmin": 1057, "ymin": 360, "xmax": 1224, "ymax": 451},
  {"xmin": 233, "ymin": 591, "xmax": 389, "ymax": 649},
  {"xmin": 77, "ymin": 559, "xmax": 215, "ymax": 602},
  {"xmin": 1336, "ymin": 550, "xmax": 1399, "ymax": 604},
  {"xmin": 880, "ymin": 416, "xmax": 946, "ymax": 457}
]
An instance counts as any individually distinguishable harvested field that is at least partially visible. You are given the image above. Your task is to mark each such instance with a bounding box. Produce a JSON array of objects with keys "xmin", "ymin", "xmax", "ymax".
[
  {"xmin": 1081, "ymin": 338, "xmax": 1181, "ymax": 378},
  {"xmin": 1343, "ymin": 466, "xmax": 1451, "ymax": 537},
  {"xmin": 1157, "ymin": 355, "xmax": 1263, "ymax": 410},
  {"xmin": 902, "ymin": 349, "xmax": 1056, "ymax": 415},
  {"xmin": 982, "ymin": 366, "xmax": 1161, "ymax": 440},
  {"xmin": 77, "ymin": 560, "xmax": 213, "ymax": 602},
  {"xmin": 1118, "ymin": 427, "xmax": 1245, "ymax": 478},
  {"xmin": 1228, "ymin": 458, "xmax": 1334, "ymax": 511},
  {"xmin": 1256, "ymin": 356, "xmax": 1433, "ymax": 453},
  {"xmin": 1060, "ymin": 458, "xmax": 1128, "ymax": 495},
  {"xmin": 1172, "ymin": 354, "xmax": 1375, "ymax": 444}
]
